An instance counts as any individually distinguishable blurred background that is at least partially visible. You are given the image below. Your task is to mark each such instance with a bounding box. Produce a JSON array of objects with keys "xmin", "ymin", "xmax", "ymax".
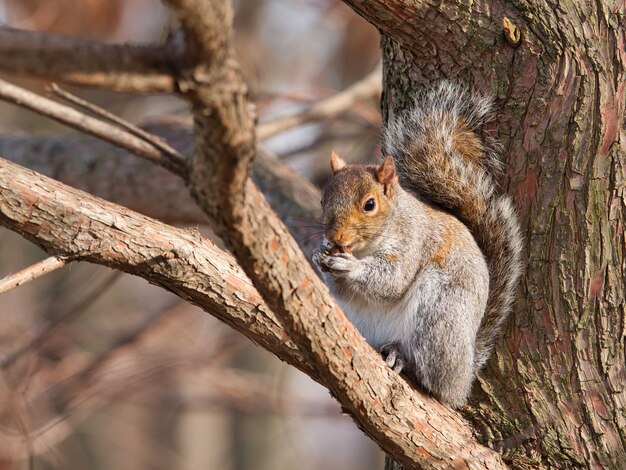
[{"xmin": 0, "ymin": 1, "xmax": 384, "ymax": 469}]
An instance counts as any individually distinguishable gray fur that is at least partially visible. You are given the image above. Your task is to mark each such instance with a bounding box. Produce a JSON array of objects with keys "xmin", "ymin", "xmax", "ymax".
[
  {"xmin": 313, "ymin": 82, "xmax": 523, "ymax": 407},
  {"xmin": 383, "ymin": 81, "xmax": 523, "ymax": 370},
  {"xmin": 314, "ymin": 188, "xmax": 490, "ymax": 408}
]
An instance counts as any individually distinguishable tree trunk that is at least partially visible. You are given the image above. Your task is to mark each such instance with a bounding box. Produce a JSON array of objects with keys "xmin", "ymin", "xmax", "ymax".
[{"xmin": 369, "ymin": 0, "xmax": 625, "ymax": 467}]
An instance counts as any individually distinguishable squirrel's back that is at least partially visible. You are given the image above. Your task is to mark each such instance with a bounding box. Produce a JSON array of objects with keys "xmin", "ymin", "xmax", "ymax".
[{"xmin": 382, "ymin": 82, "xmax": 523, "ymax": 370}]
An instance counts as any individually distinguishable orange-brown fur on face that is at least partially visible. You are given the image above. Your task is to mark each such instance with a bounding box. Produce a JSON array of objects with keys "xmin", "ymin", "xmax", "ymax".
[{"xmin": 322, "ymin": 157, "xmax": 397, "ymax": 254}]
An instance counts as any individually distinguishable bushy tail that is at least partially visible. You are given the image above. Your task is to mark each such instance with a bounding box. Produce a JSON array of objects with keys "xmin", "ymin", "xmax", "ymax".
[{"xmin": 382, "ymin": 82, "xmax": 523, "ymax": 370}]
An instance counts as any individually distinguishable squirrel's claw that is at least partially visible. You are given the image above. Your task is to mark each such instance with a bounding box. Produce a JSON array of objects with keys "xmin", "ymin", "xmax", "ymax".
[
  {"xmin": 380, "ymin": 343, "xmax": 406, "ymax": 373},
  {"xmin": 312, "ymin": 248, "xmax": 330, "ymax": 274}
]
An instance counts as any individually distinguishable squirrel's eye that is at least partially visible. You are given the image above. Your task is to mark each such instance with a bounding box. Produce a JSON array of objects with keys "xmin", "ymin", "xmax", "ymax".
[{"xmin": 363, "ymin": 198, "xmax": 376, "ymax": 212}]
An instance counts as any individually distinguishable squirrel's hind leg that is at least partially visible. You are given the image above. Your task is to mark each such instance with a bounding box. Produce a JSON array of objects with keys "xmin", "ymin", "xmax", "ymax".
[
  {"xmin": 408, "ymin": 290, "xmax": 481, "ymax": 408},
  {"xmin": 410, "ymin": 327, "xmax": 476, "ymax": 409}
]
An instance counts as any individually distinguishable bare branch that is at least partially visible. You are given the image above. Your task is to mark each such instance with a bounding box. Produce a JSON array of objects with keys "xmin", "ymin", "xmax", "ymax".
[
  {"xmin": 0, "ymin": 78, "xmax": 187, "ymax": 175},
  {"xmin": 49, "ymin": 83, "xmax": 186, "ymax": 165},
  {"xmin": 257, "ymin": 64, "xmax": 382, "ymax": 140},
  {"xmin": 0, "ymin": 129, "xmax": 204, "ymax": 225},
  {"xmin": 0, "ymin": 156, "xmax": 311, "ymax": 378},
  {"xmin": 164, "ymin": 0, "xmax": 505, "ymax": 467},
  {"xmin": 0, "ymin": 256, "xmax": 67, "ymax": 295},
  {"xmin": 0, "ymin": 27, "xmax": 181, "ymax": 93},
  {"xmin": 0, "ymin": 129, "xmax": 322, "ymax": 255}
]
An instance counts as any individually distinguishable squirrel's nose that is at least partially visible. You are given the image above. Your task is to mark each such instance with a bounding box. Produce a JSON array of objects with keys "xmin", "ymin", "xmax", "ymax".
[{"xmin": 327, "ymin": 229, "xmax": 350, "ymax": 246}]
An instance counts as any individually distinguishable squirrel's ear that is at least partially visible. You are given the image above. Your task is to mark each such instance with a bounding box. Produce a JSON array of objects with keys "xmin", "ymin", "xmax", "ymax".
[
  {"xmin": 330, "ymin": 151, "xmax": 346, "ymax": 174},
  {"xmin": 376, "ymin": 156, "xmax": 397, "ymax": 190}
]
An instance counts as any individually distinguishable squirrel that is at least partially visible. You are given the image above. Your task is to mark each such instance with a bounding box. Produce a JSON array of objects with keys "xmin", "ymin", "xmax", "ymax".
[{"xmin": 312, "ymin": 82, "xmax": 523, "ymax": 408}]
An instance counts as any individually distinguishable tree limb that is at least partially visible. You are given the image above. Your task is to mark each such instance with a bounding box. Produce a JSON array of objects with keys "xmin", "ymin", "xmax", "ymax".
[
  {"xmin": 0, "ymin": 78, "xmax": 187, "ymax": 175},
  {"xmin": 49, "ymin": 83, "xmax": 186, "ymax": 164},
  {"xmin": 0, "ymin": 131, "xmax": 203, "ymax": 224},
  {"xmin": 0, "ymin": 129, "xmax": 322, "ymax": 255},
  {"xmin": 164, "ymin": 0, "xmax": 505, "ymax": 467},
  {"xmin": 0, "ymin": 156, "xmax": 312, "ymax": 378},
  {"xmin": 0, "ymin": 27, "xmax": 182, "ymax": 93},
  {"xmin": 257, "ymin": 64, "xmax": 382, "ymax": 140}
]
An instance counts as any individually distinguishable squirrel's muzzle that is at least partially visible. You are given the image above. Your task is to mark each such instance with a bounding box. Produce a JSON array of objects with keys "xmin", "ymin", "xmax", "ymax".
[{"xmin": 326, "ymin": 228, "xmax": 354, "ymax": 254}]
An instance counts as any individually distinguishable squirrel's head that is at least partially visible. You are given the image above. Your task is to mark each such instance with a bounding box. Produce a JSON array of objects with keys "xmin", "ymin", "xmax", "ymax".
[{"xmin": 321, "ymin": 151, "xmax": 398, "ymax": 254}]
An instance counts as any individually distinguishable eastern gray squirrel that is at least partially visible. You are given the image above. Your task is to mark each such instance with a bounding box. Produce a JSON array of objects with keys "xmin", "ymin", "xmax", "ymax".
[{"xmin": 312, "ymin": 82, "xmax": 523, "ymax": 408}]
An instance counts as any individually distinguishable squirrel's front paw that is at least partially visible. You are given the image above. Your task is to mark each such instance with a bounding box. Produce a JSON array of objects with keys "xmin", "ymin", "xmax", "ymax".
[
  {"xmin": 312, "ymin": 247, "xmax": 331, "ymax": 274},
  {"xmin": 322, "ymin": 252, "xmax": 358, "ymax": 275}
]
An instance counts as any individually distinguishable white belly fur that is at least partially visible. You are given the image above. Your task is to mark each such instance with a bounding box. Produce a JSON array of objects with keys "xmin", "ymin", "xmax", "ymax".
[{"xmin": 336, "ymin": 267, "xmax": 450, "ymax": 349}]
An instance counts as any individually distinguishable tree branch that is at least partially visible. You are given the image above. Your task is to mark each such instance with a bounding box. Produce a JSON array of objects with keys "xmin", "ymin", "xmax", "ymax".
[
  {"xmin": 257, "ymin": 64, "xmax": 382, "ymax": 140},
  {"xmin": 0, "ymin": 78, "xmax": 187, "ymax": 175},
  {"xmin": 0, "ymin": 129, "xmax": 322, "ymax": 255},
  {"xmin": 49, "ymin": 83, "xmax": 186, "ymax": 164},
  {"xmin": 0, "ymin": 130, "xmax": 203, "ymax": 224},
  {"xmin": 0, "ymin": 156, "xmax": 312, "ymax": 378},
  {"xmin": 164, "ymin": 0, "xmax": 505, "ymax": 467},
  {"xmin": 0, "ymin": 27, "xmax": 182, "ymax": 93}
]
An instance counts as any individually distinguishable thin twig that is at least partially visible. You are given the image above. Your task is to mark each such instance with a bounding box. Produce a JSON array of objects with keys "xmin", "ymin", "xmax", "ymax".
[
  {"xmin": 0, "ymin": 78, "xmax": 187, "ymax": 176},
  {"xmin": 49, "ymin": 84, "xmax": 187, "ymax": 164},
  {"xmin": 0, "ymin": 256, "xmax": 67, "ymax": 295},
  {"xmin": 257, "ymin": 64, "xmax": 382, "ymax": 140}
]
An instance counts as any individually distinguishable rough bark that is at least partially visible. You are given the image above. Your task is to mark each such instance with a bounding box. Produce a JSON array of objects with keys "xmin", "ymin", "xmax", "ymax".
[
  {"xmin": 0, "ymin": 157, "xmax": 310, "ymax": 377},
  {"xmin": 341, "ymin": 0, "xmax": 625, "ymax": 467}
]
